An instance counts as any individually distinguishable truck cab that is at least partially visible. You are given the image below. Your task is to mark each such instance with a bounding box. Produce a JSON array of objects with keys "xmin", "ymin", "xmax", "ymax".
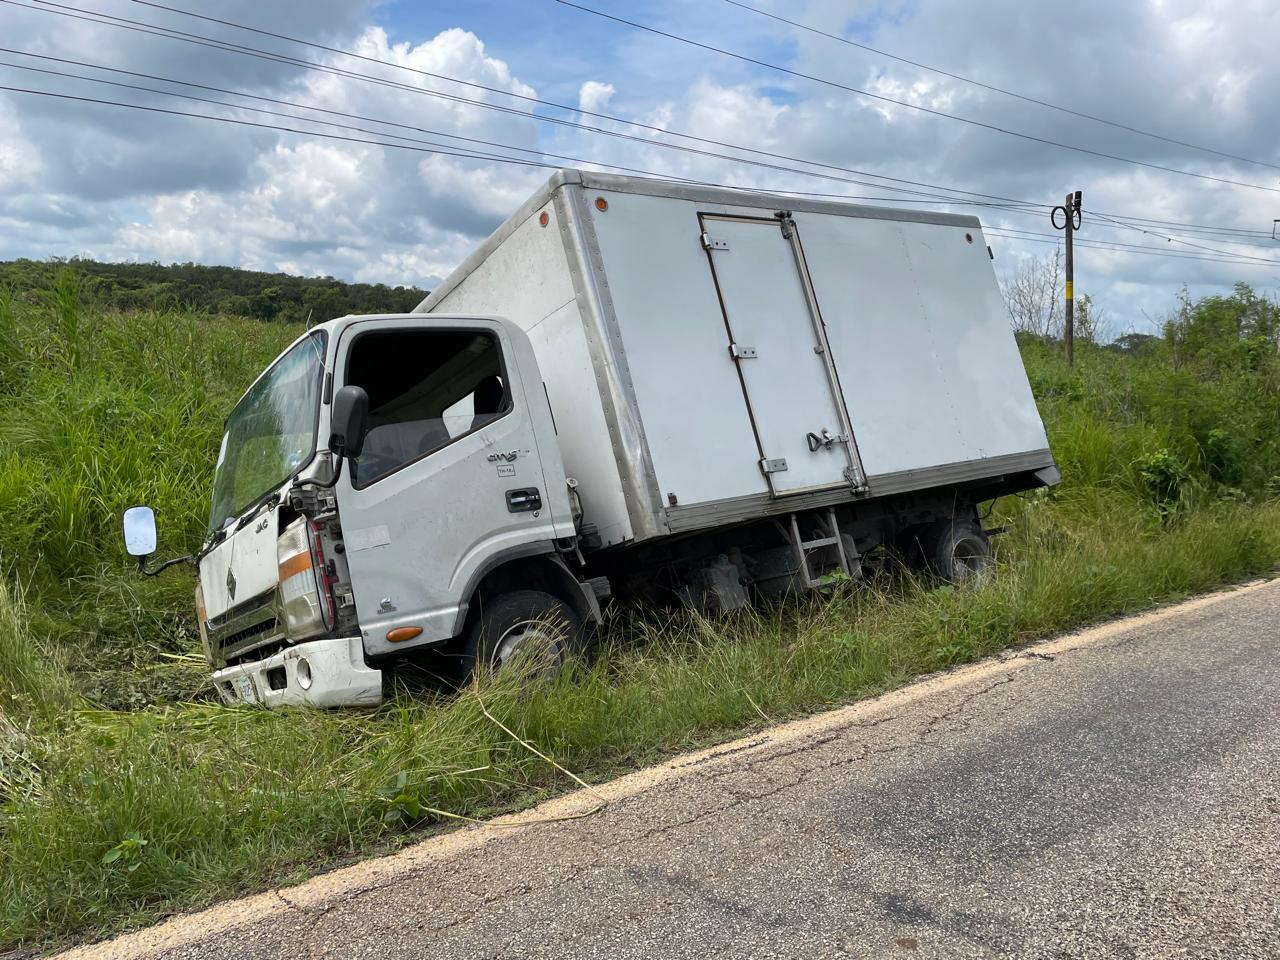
[{"xmin": 177, "ymin": 313, "xmax": 597, "ymax": 707}]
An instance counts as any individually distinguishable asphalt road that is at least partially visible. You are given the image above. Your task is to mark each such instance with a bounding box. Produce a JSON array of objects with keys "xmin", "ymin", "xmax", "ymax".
[{"xmin": 64, "ymin": 580, "xmax": 1280, "ymax": 960}]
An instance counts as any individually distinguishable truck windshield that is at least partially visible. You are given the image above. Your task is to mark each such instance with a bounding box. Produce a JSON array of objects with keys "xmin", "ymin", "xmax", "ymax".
[{"xmin": 208, "ymin": 332, "xmax": 326, "ymax": 532}]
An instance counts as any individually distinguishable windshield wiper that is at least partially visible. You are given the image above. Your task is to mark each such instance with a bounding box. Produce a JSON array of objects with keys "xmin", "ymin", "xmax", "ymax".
[
  {"xmin": 196, "ymin": 526, "xmax": 228, "ymax": 562},
  {"xmin": 235, "ymin": 491, "xmax": 282, "ymax": 532}
]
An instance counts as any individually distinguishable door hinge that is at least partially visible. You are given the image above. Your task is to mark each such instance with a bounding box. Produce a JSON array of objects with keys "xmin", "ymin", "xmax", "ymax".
[
  {"xmin": 700, "ymin": 232, "xmax": 729, "ymax": 251},
  {"xmin": 760, "ymin": 457, "xmax": 788, "ymax": 475},
  {"xmin": 729, "ymin": 342, "xmax": 758, "ymax": 359}
]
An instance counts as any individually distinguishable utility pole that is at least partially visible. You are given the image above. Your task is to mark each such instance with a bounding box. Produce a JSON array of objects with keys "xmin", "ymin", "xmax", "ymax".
[{"xmin": 1052, "ymin": 190, "xmax": 1082, "ymax": 364}]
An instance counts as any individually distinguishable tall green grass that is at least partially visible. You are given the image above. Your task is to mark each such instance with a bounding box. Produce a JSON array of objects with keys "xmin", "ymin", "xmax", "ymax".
[{"xmin": 1, "ymin": 271, "xmax": 1278, "ymax": 948}]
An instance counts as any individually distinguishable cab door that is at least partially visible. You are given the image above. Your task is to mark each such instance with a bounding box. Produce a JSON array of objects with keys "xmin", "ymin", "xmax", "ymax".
[{"xmin": 330, "ymin": 317, "xmax": 571, "ymax": 656}]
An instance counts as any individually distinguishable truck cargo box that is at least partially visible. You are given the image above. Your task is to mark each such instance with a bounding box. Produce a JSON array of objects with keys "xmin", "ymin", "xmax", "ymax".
[{"xmin": 419, "ymin": 170, "xmax": 1055, "ymax": 550}]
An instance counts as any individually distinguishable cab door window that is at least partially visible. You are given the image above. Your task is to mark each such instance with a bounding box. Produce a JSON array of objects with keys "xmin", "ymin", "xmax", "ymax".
[{"xmin": 344, "ymin": 329, "xmax": 510, "ymax": 487}]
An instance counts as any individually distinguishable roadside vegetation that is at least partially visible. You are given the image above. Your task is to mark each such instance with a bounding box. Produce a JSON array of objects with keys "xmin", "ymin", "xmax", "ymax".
[{"xmin": 1, "ymin": 265, "xmax": 1279, "ymax": 949}]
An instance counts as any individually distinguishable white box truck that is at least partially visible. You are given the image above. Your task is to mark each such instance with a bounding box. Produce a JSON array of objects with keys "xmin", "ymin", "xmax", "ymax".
[{"xmin": 123, "ymin": 169, "xmax": 1058, "ymax": 708}]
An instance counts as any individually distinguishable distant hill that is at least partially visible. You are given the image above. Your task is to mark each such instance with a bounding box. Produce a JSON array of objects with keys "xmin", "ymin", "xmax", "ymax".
[{"xmin": 0, "ymin": 257, "xmax": 429, "ymax": 323}]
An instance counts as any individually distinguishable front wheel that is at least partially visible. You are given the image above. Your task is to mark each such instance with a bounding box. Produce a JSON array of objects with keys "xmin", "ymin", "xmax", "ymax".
[{"xmin": 462, "ymin": 590, "xmax": 582, "ymax": 681}]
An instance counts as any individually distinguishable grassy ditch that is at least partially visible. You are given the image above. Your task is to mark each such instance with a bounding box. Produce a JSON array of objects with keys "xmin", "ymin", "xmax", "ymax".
[{"xmin": 1, "ymin": 273, "xmax": 1279, "ymax": 948}]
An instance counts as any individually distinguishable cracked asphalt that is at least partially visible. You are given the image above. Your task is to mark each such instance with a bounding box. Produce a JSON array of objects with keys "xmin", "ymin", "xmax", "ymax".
[{"xmin": 62, "ymin": 580, "xmax": 1280, "ymax": 960}]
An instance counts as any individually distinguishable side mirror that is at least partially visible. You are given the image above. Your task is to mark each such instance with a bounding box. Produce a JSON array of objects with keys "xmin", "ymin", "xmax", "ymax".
[
  {"xmin": 330, "ymin": 384, "xmax": 369, "ymax": 459},
  {"xmin": 122, "ymin": 506, "xmax": 157, "ymax": 557}
]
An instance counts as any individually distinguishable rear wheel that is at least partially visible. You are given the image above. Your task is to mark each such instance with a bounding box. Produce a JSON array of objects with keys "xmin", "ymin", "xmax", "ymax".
[
  {"xmin": 462, "ymin": 589, "xmax": 582, "ymax": 681},
  {"xmin": 918, "ymin": 517, "xmax": 993, "ymax": 583}
]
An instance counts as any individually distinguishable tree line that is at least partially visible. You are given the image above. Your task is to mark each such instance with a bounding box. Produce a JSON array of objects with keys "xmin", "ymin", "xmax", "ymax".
[
  {"xmin": 998, "ymin": 248, "xmax": 1280, "ymax": 357},
  {"xmin": 0, "ymin": 257, "xmax": 429, "ymax": 323}
]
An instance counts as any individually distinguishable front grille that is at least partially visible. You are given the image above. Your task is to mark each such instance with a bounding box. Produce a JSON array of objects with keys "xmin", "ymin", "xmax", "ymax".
[
  {"xmin": 222, "ymin": 616, "xmax": 279, "ymax": 650},
  {"xmin": 207, "ymin": 587, "xmax": 276, "ymax": 631},
  {"xmin": 206, "ymin": 587, "xmax": 282, "ymax": 664}
]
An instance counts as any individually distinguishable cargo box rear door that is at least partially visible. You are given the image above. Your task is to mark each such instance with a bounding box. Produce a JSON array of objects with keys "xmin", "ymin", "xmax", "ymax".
[{"xmin": 700, "ymin": 213, "xmax": 864, "ymax": 496}]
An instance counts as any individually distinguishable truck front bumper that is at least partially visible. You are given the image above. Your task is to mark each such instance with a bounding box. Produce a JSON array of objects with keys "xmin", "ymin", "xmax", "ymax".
[{"xmin": 212, "ymin": 636, "xmax": 383, "ymax": 708}]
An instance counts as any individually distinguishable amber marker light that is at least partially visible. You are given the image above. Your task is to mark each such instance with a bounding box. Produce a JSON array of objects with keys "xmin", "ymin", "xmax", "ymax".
[
  {"xmin": 539, "ymin": 211, "xmax": 550, "ymax": 227},
  {"xmin": 386, "ymin": 626, "xmax": 423, "ymax": 643},
  {"xmin": 595, "ymin": 196, "xmax": 608, "ymax": 211}
]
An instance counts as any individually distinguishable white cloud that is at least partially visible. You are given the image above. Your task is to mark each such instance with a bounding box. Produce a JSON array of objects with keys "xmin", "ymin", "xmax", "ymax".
[
  {"xmin": 0, "ymin": 0, "xmax": 1275, "ymax": 327},
  {"xmin": 0, "ymin": 3, "xmax": 545, "ymax": 286},
  {"xmin": 578, "ymin": 80, "xmax": 615, "ymax": 114}
]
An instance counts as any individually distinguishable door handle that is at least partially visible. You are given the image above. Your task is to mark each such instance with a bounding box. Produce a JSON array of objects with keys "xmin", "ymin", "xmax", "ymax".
[
  {"xmin": 506, "ymin": 488, "xmax": 542, "ymax": 513},
  {"xmin": 806, "ymin": 429, "xmax": 847, "ymax": 452}
]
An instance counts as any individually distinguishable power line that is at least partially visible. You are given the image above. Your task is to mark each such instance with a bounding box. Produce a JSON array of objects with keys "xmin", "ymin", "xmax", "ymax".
[
  {"xmin": 985, "ymin": 227, "xmax": 1278, "ymax": 265},
  {"xmin": 0, "ymin": 56, "xmax": 745, "ymax": 185},
  {"xmin": 5, "ymin": 85, "xmax": 1273, "ymax": 277},
  {"xmin": 22, "ymin": 0, "xmax": 1278, "ymax": 244},
  {"xmin": 1080, "ymin": 211, "xmax": 1274, "ymax": 239},
  {"xmin": 1088, "ymin": 212, "xmax": 1280, "ymax": 263},
  {"xmin": 556, "ymin": 0, "xmax": 1280, "ymax": 196},
  {"xmin": 0, "ymin": 48, "xmax": 1050, "ymax": 220},
  {"xmin": 0, "ymin": 84, "xmax": 569, "ymax": 166},
  {"xmin": 721, "ymin": 0, "xmax": 1280, "ymax": 174},
  {"xmin": 8, "ymin": 0, "xmax": 1276, "ymax": 244},
  {"xmin": 22, "ymin": 49, "xmax": 1275, "ymax": 258},
  {"xmin": 4, "ymin": 0, "xmax": 1055, "ymax": 215},
  {"xmin": 0, "ymin": 82, "xmax": 1053, "ymax": 220},
  {"xmin": 18, "ymin": 58, "xmax": 1271, "ymax": 269},
  {"xmin": 1081, "ymin": 216, "xmax": 1280, "ymax": 253},
  {"xmin": 985, "ymin": 233, "xmax": 1276, "ymax": 269}
]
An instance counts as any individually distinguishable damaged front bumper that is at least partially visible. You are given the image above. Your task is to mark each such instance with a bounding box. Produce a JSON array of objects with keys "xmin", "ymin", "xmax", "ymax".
[{"xmin": 212, "ymin": 636, "xmax": 382, "ymax": 708}]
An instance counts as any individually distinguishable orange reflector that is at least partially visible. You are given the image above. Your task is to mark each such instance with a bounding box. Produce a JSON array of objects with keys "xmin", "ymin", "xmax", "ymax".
[
  {"xmin": 386, "ymin": 626, "xmax": 423, "ymax": 643},
  {"xmin": 539, "ymin": 210, "xmax": 550, "ymax": 227},
  {"xmin": 277, "ymin": 552, "xmax": 313, "ymax": 581},
  {"xmin": 595, "ymin": 196, "xmax": 608, "ymax": 211}
]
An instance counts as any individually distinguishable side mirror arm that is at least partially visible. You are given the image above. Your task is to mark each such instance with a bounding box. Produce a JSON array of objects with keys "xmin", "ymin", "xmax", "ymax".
[{"xmin": 136, "ymin": 554, "xmax": 194, "ymax": 577}]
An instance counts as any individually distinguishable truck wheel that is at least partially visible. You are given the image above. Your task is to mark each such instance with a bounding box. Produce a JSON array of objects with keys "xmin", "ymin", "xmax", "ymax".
[
  {"xmin": 464, "ymin": 590, "xmax": 582, "ymax": 680},
  {"xmin": 921, "ymin": 518, "xmax": 993, "ymax": 583}
]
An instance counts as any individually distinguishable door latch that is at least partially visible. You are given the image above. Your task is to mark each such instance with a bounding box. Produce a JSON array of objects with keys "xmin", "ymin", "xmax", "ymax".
[{"xmin": 806, "ymin": 429, "xmax": 848, "ymax": 452}]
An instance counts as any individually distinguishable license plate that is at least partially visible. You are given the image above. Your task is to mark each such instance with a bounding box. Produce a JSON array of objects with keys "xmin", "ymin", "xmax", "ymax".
[{"xmin": 232, "ymin": 673, "xmax": 257, "ymax": 702}]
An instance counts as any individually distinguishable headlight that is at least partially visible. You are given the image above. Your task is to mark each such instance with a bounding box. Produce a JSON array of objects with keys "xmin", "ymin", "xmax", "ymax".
[{"xmin": 277, "ymin": 521, "xmax": 326, "ymax": 639}]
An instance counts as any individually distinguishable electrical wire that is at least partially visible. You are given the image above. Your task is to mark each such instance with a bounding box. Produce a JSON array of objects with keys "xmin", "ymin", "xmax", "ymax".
[
  {"xmin": 556, "ymin": 0, "xmax": 1280, "ymax": 195},
  {"xmin": 0, "ymin": 46, "xmax": 1048, "ymax": 214},
  {"xmin": 5, "ymin": 0, "xmax": 1050, "ymax": 214},
  {"xmin": 721, "ymin": 0, "xmax": 1280, "ymax": 173},
  {"xmin": 0, "ymin": 82, "xmax": 1054, "ymax": 218},
  {"xmin": 1087, "ymin": 212, "xmax": 1280, "ymax": 263},
  {"xmin": 1083, "ymin": 211, "xmax": 1275, "ymax": 239},
  {"xmin": 984, "ymin": 228, "xmax": 1276, "ymax": 267},
  {"xmin": 3, "ymin": 85, "xmax": 1272, "ymax": 277},
  {"xmin": 8, "ymin": 73, "xmax": 1269, "ymax": 273},
  {"xmin": 6, "ymin": 0, "xmax": 1277, "ymax": 242},
  {"xmin": 985, "ymin": 226, "xmax": 1271, "ymax": 263},
  {"xmin": 0, "ymin": 58, "xmax": 741, "ymax": 185}
]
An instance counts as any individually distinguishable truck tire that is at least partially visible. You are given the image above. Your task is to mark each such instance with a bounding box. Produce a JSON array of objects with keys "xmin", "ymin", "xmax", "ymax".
[
  {"xmin": 921, "ymin": 518, "xmax": 993, "ymax": 583},
  {"xmin": 463, "ymin": 590, "xmax": 583, "ymax": 680}
]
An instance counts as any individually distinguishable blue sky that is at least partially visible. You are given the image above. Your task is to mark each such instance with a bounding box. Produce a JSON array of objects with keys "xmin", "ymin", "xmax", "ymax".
[{"xmin": 1, "ymin": 0, "xmax": 1277, "ymax": 336}]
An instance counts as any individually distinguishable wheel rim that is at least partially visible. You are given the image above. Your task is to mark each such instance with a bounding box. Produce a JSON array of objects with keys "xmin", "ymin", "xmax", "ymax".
[
  {"xmin": 950, "ymin": 536, "xmax": 992, "ymax": 581},
  {"xmin": 490, "ymin": 618, "xmax": 566, "ymax": 674}
]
